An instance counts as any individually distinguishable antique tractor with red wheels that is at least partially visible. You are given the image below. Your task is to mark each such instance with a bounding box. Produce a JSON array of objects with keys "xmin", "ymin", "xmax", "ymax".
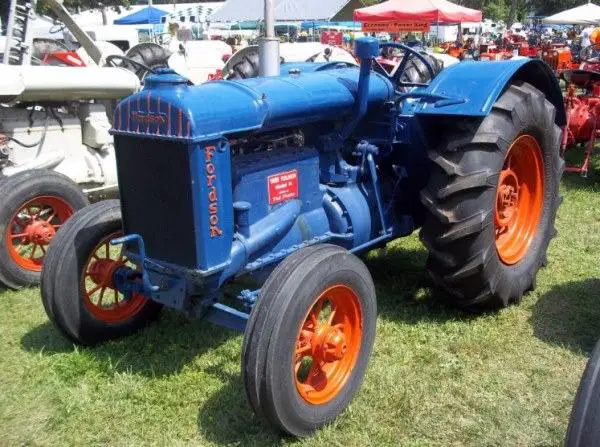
[
  {"xmin": 560, "ymin": 44, "xmax": 600, "ymax": 176},
  {"xmin": 42, "ymin": 38, "xmax": 565, "ymax": 436},
  {"xmin": 561, "ymin": 70, "xmax": 600, "ymax": 176}
]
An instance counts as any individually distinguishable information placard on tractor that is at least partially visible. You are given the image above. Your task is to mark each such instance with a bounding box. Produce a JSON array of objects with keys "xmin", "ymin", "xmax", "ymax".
[{"xmin": 268, "ymin": 170, "xmax": 299, "ymax": 205}]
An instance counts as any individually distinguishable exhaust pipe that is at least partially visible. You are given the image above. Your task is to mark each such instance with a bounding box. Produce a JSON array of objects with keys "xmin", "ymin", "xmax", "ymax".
[{"xmin": 258, "ymin": 0, "xmax": 280, "ymax": 77}]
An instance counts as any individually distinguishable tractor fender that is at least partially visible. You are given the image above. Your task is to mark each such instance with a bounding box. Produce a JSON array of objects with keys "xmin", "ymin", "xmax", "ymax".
[{"xmin": 411, "ymin": 59, "xmax": 566, "ymax": 126}]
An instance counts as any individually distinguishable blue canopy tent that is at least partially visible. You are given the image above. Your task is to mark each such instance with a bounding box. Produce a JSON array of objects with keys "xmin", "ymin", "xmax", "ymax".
[
  {"xmin": 300, "ymin": 21, "xmax": 361, "ymax": 30},
  {"xmin": 114, "ymin": 6, "xmax": 168, "ymax": 25}
]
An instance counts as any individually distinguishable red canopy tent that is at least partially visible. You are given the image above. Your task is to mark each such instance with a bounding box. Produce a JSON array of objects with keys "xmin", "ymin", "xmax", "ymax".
[{"xmin": 353, "ymin": 0, "xmax": 482, "ymax": 25}]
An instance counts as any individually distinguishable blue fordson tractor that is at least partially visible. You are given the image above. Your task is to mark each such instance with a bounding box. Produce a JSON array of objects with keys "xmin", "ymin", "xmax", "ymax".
[{"xmin": 42, "ymin": 38, "xmax": 565, "ymax": 436}]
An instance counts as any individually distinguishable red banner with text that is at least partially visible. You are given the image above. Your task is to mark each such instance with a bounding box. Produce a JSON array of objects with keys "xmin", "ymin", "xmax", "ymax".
[{"xmin": 361, "ymin": 22, "xmax": 431, "ymax": 33}]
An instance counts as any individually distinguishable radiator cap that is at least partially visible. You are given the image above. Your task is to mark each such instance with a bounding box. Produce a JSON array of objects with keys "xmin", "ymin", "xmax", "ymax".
[
  {"xmin": 355, "ymin": 37, "xmax": 379, "ymax": 60},
  {"xmin": 144, "ymin": 68, "xmax": 190, "ymax": 90}
]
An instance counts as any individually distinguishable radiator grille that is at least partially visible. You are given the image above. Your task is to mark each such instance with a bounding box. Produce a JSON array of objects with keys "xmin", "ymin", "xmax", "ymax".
[{"xmin": 115, "ymin": 135, "xmax": 197, "ymax": 267}]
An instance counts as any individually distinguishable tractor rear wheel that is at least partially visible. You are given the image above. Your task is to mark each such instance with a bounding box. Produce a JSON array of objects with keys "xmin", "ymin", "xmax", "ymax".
[
  {"xmin": 420, "ymin": 81, "xmax": 563, "ymax": 310},
  {"xmin": 41, "ymin": 200, "xmax": 162, "ymax": 345},
  {"xmin": 0, "ymin": 170, "xmax": 88, "ymax": 289},
  {"xmin": 242, "ymin": 244, "xmax": 377, "ymax": 436},
  {"xmin": 566, "ymin": 339, "xmax": 600, "ymax": 447},
  {"xmin": 124, "ymin": 43, "xmax": 170, "ymax": 80}
]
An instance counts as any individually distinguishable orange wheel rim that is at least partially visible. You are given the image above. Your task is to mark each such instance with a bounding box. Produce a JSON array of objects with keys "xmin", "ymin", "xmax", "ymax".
[
  {"xmin": 5, "ymin": 196, "xmax": 73, "ymax": 272},
  {"xmin": 495, "ymin": 135, "xmax": 545, "ymax": 265},
  {"xmin": 80, "ymin": 231, "xmax": 147, "ymax": 323},
  {"xmin": 294, "ymin": 285, "xmax": 362, "ymax": 405}
]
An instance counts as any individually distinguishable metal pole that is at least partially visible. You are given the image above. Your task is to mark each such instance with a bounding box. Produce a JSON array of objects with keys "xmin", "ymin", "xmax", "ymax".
[{"xmin": 258, "ymin": 0, "xmax": 280, "ymax": 76}]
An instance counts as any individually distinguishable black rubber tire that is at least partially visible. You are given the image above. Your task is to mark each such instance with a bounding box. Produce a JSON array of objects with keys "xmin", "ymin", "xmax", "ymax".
[
  {"xmin": 566, "ymin": 340, "xmax": 600, "ymax": 447},
  {"xmin": 242, "ymin": 244, "xmax": 377, "ymax": 436},
  {"xmin": 228, "ymin": 52, "xmax": 259, "ymax": 80},
  {"xmin": 0, "ymin": 170, "xmax": 88, "ymax": 289},
  {"xmin": 40, "ymin": 200, "xmax": 121, "ymax": 341},
  {"xmin": 40, "ymin": 200, "xmax": 162, "ymax": 345},
  {"xmin": 124, "ymin": 43, "xmax": 170, "ymax": 80},
  {"xmin": 420, "ymin": 81, "xmax": 563, "ymax": 310}
]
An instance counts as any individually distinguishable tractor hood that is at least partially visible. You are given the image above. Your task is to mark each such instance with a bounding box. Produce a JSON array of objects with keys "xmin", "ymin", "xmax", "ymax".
[{"xmin": 111, "ymin": 68, "xmax": 394, "ymax": 142}]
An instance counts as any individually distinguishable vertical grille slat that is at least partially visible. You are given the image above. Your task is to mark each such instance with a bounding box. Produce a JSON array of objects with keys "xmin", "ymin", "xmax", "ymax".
[{"xmin": 115, "ymin": 136, "xmax": 197, "ymax": 267}]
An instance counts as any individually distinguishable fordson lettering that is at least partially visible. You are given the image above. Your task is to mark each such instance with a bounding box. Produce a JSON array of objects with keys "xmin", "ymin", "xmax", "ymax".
[
  {"xmin": 205, "ymin": 145, "xmax": 222, "ymax": 238},
  {"xmin": 130, "ymin": 111, "xmax": 167, "ymax": 125}
]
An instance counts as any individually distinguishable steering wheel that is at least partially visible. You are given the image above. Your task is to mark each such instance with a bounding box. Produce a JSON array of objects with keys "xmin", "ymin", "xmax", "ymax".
[
  {"xmin": 49, "ymin": 21, "xmax": 66, "ymax": 34},
  {"xmin": 580, "ymin": 43, "xmax": 600, "ymax": 63},
  {"xmin": 374, "ymin": 42, "xmax": 436, "ymax": 91},
  {"xmin": 105, "ymin": 55, "xmax": 157, "ymax": 78}
]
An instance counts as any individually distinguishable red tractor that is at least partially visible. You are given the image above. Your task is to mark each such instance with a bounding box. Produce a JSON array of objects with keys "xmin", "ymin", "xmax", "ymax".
[
  {"xmin": 542, "ymin": 44, "xmax": 578, "ymax": 76},
  {"xmin": 478, "ymin": 43, "xmax": 513, "ymax": 61},
  {"xmin": 561, "ymin": 45, "xmax": 600, "ymax": 176}
]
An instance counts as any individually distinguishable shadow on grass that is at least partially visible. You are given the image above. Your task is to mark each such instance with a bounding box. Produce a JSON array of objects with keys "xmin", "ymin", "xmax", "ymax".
[
  {"xmin": 560, "ymin": 149, "xmax": 600, "ymax": 191},
  {"xmin": 18, "ymin": 243, "xmax": 475, "ymax": 445},
  {"xmin": 196, "ymin": 366, "xmax": 282, "ymax": 446},
  {"xmin": 21, "ymin": 309, "xmax": 236, "ymax": 377},
  {"xmin": 531, "ymin": 278, "xmax": 600, "ymax": 354},
  {"xmin": 364, "ymin": 244, "xmax": 477, "ymax": 325}
]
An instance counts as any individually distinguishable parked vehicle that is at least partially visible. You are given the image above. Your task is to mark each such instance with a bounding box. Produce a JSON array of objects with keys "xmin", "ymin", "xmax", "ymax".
[{"xmin": 42, "ymin": 38, "xmax": 564, "ymax": 435}]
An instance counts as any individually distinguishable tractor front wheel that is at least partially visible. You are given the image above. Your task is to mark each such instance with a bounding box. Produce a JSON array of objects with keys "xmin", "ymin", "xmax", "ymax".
[
  {"xmin": 41, "ymin": 200, "xmax": 162, "ymax": 345},
  {"xmin": 0, "ymin": 170, "xmax": 88, "ymax": 289},
  {"xmin": 242, "ymin": 244, "xmax": 377, "ymax": 436},
  {"xmin": 566, "ymin": 339, "xmax": 600, "ymax": 447},
  {"xmin": 420, "ymin": 81, "xmax": 563, "ymax": 310}
]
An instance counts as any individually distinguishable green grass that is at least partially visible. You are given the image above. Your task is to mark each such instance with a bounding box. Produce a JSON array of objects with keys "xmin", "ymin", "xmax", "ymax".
[{"xmin": 2, "ymin": 154, "xmax": 600, "ymax": 446}]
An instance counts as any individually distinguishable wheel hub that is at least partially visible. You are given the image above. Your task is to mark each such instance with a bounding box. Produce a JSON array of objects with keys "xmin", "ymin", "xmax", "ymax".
[
  {"xmin": 494, "ymin": 135, "xmax": 545, "ymax": 265},
  {"xmin": 87, "ymin": 259, "xmax": 122, "ymax": 289},
  {"xmin": 315, "ymin": 325, "xmax": 348, "ymax": 363},
  {"xmin": 5, "ymin": 195, "xmax": 74, "ymax": 273},
  {"xmin": 22, "ymin": 220, "xmax": 56, "ymax": 245},
  {"xmin": 81, "ymin": 231, "xmax": 148, "ymax": 323},
  {"xmin": 496, "ymin": 170, "xmax": 520, "ymax": 227},
  {"xmin": 294, "ymin": 285, "xmax": 362, "ymax": 405}
]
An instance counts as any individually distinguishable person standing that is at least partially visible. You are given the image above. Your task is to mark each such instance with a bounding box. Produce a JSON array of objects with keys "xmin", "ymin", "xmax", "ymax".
[{"xmin": 582, "ymin": 26, "xmax": 594, "ymax": 48}]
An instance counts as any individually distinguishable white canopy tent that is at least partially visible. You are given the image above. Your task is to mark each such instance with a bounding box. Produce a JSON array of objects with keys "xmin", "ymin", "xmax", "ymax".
[
  {"xmin": 208, "ymin": 0, "xmax": 364, "ymax": 22},
  {"xmin": 542, "ymin": 2, "xmax": 600, "ymax": 25}
]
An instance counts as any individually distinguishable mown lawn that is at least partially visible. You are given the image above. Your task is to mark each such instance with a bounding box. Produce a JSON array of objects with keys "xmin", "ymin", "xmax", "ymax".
[{"xmin": 1, "ymin": 154, "xmax": 600, "ymax": 446}]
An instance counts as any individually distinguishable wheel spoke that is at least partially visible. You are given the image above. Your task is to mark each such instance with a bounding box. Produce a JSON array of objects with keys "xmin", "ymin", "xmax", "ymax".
[
  {"xmin": 305, "ymin": 361, "xmax": 327, "ymax": 389},
  {"xmin": 29, "ymin": 244, "xmax": 38, "ymax": 259},
  {"xmin": 327, "ymin": 308, "xmax": 337, "ymax": 326},
  {"xmin": 295, "ymin": 344, "xmax": 311, "ymax": 359},
  {"xmin": 87, "ymin": 284, "xmax": 102, "ymax": 296},
  {"xmin": 40, "ymin": 244, "xmax": 46, "ymax": 254},
  {"xmin": 98, "ymin": 287, "xmax": 106, "ymax": 306},
  {"xmin": 104, "ymin": 242, "xmax": 110, "ymax": 259},
  {"xmin": 18, "ymin": 243, "xmax": 32, "ymax": 255},
  {"xmin": 10, "ymin": 233, "xmax": 27, "ymax": 239},
  {"xmin": 309, "ymin": 299, "xmax": 324, "ymax": 325},
  {"xmin": 45, "ymin": 212, "xmax": 56, "ymax": 223},
  {"xmin": 114, "ymin": 289, "xmax": 119, "ymax": 305}
]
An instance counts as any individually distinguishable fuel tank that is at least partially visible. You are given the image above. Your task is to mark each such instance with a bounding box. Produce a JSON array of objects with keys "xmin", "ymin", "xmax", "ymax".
[{"xmin": 111, "ymin": 68, "xmax": 394, "ymax": 141}]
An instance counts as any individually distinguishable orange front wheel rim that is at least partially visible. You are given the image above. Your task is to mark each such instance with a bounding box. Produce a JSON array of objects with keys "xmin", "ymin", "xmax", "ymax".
[
  {"xmin": 80, "ymin": 231, "xmax": 147, "ymax": 323},
  {"xmin": 294, "ymin": 285, "xmax": 362, "ymax": 405},
  {"xmin": 495, "ymin": 135, "xmax": 545, "ymax": 265},
  {"xmin": 5, "ymin": 196, "xmax": 73, "ymax": 272}
]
